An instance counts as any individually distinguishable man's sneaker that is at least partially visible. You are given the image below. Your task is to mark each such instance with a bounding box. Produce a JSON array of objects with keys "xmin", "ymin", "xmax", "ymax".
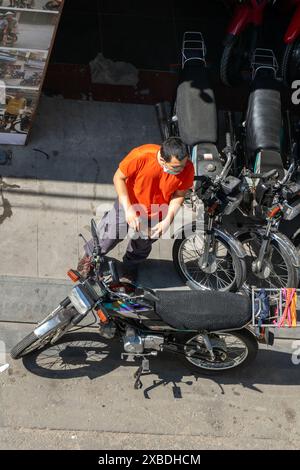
[{"xmin": 77, "ymin": 255, "xmax": 92, "ymax": 278}]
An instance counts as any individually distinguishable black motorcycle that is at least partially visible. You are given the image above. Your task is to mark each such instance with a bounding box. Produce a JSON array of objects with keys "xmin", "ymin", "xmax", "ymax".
[
  {"xmin": 11, "ymin": 220, "xmax": 262, "ymax": 388},
  {"xmin": 173, "ymin": 134, "xmax": 247, "ymax": 292},
  {"xmin": 236, "ymin": 162, "xmax": 300, "ymax": 289}
]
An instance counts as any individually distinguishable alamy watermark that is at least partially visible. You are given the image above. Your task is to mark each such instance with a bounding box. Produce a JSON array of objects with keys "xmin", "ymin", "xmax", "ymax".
[
  {"xmin": 291, "ymin": 341, "xmax": 300, "ymax": 365},
  {"xmin": 291, "ymin": 81, "xmax": 300, "ymax": 105}
]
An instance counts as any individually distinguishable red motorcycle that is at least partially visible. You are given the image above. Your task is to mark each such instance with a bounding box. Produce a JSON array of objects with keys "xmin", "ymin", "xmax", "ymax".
[
  {"xmin": 282, "ymin": 0, "xmax": 300, "ymax": 85},
  {"xmin": 220, "ymin": 0, "xmax": 270, "ymax": 86}
]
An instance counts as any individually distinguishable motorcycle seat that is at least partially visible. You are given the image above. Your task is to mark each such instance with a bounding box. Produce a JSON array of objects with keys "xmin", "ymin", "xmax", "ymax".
[
  {"xmin": 246, "ymin": 77, "xmax": 282, "ymax": 155},
  {"xmin": 176, "ymin": 62, "xmax": 218, "ymax": 147},
  {"xmin": 154, "ymin": 290, "xmax": 251, "ymax": 331},
  {"xmin": 256, "ymin": 149, "xmax": 285, "ymax": 179}
]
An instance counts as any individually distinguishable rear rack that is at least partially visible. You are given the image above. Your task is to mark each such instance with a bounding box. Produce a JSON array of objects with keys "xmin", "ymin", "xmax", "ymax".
[
  {"xmin": 182, "ymin": 31, "xmax": 207, "ymax": 69},
  {"xmin": 252, "ymin": 288, "xmax": 300, "ymax": 328},
  {"xmin": 251, "ymin": 48, "xmax": 279, "ymax": 80}
]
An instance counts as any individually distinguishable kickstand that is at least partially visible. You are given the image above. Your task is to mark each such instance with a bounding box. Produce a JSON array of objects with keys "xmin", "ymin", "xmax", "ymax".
[{"xmin": 134, "ymin": 357, "xmax": 150, "ymax": 390}]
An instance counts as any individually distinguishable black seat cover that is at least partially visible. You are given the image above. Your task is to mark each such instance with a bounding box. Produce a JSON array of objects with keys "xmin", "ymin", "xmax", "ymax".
[
  {"xmin": 176, "ymin": 63, "xmax": 218, "ymax": 147},
  {"xmin": 259, "ymin": 149, "xmax": 285, "ymax": 179},
  {"xmin": 246, "ymin": 77, "xmax": 281, "ymax": 155},
  {"xmin": 155, "ymin": 290, "xmax": 251, "ymax": 331}
]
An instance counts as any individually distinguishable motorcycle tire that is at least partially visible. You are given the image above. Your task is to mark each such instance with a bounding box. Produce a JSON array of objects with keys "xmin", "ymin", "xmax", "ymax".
[
  {"xmin": 238, "ymin": 231, "xmax": 299, "ymax": 289},
  {"xmin": 10, "ymin": 307, "xmax": 75, "ymax": 359},
  {"xmin": 173, "ymin": 230, "xmax": 246, "ymax": 292},
  {"xmin": 282, "ymin": 39, "xmax": 300, "ymax": 87},
  {"xmin": 179, "ymin": 328, "xmax": 258, "ymax": 375},
  {"xmin": 220, "ymin": 34, "xmax": 249, "ymax": 87}
]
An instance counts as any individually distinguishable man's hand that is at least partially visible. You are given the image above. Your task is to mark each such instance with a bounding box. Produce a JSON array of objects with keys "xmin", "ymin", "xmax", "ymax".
[
  {"xmin": 150, "ymin": 220, "xmax": 170, "ymax": 239},
  {"xmin": 125, "ymin": 206, "xmax": 140, "ymax": 231},
  {"xmin": 113, "ymin": 168, "xmax": 140, "ymax": 230}
]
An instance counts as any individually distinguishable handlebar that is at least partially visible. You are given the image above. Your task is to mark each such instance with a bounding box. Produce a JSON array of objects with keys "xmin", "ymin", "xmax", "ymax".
[
  {"xmin": 246, "ymin": 162, "xmax": 296, "ymax": 188},
  {"xmin": 246, "ymin": 169, "xmax": 278, "ymax": 180},
  {"xmin": 215, "ymin": 133, "xmax": 234, "ymax": 184}
]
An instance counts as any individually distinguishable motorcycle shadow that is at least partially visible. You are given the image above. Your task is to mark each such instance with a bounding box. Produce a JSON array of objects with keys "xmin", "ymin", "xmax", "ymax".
[{"xmin": 21, "ymin": 331, "xmax": 300, "ymax": 399}]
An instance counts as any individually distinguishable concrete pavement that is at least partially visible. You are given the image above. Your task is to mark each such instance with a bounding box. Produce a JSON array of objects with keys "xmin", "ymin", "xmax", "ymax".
[{"xmin": 0, "ymin": 96, "xmax": 300, "ymax": 450}]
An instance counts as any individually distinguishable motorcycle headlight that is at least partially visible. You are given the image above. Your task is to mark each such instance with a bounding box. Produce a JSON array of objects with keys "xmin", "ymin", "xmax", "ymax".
[{"xmin": 69, "ymin": 285, "xmax": 94, "ymax": 315}]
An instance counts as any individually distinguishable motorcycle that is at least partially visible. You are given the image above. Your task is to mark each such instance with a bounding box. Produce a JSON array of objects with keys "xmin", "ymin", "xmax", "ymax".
[
  {"xmin": 281, "ymin": 0, "xmax": 300, "ymax": 85},
  {"xmin": 236, "ymin": 161, "xmax": 300, "ymax": 289},
  {"xmin": 220, "ymin": 0, "xmax": 271, "ymax": 86},
  {"xmin": 166, "ymin": 32, "xmax": 246, "ymax": 292},
  {"xmin": 173, "ymin": 133, "xmax": 247, "ymax": 292},
  {"xmin": 11, "ymin": 219, "xmax": 262, "ymax": 388},
  {"xmin": 232, "ymin": 51, "xmax": 300, "ymax": 288}
]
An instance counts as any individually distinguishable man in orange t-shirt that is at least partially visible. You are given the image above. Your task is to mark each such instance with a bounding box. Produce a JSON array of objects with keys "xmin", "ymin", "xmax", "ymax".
[{"xmin": 81, "ymin": 137, "xmax": 194, "ymax": 282}]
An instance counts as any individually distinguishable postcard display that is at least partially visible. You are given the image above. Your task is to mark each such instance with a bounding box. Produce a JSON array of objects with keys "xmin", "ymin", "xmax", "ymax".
[{"xmin": 0, "ymin": 1, "xmax": 64, "ymax": 145}]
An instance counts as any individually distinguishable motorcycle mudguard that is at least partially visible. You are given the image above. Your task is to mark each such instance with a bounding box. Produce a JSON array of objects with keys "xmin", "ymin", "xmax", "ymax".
[
  {"xmin": 292, "ymin": 227, "xmax": 300, "ymax": 246},
  {"xmin": 173, "ymin": 223, "xmax": 247, "ymax": 259},
  {"xmin": 226, "ymin": 1, "xmax": 267, "ymax": 37},
  {"xmin": 34, "ymin": 307, "xmax": 75, "ymax": 338},
  {"xmin": 235, "ymin": 228, "xmax": 300, "ymax": 268},
  {"xmin": 226, "ymin": 4, "xmax": 253, "ymax": 37},
  {"xmin": 284, "ymin": 5, "xmax": 300, "ymax": 44},
  {"xmin": 214, "ymin": 227, "xmax": 247, "ymax": 259}
]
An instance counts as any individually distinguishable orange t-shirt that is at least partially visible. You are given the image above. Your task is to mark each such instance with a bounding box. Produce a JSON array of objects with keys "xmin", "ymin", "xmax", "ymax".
[{"xmin": 119, "ymin": 144, "xmax": 194, "ymax": 218}]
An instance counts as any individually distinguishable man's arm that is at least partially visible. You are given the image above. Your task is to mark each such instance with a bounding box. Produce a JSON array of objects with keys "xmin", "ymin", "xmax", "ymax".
[
  {"xmin": 165, "ymin": 190, "xmax": 186, "ymax": 224},
  {"xmin": 151, "ymin": 189, "xmax": 186, "ymax": 238},
  {"xmin": 113, "ymin": 168, "xmax": 140, "ymax": 231}
]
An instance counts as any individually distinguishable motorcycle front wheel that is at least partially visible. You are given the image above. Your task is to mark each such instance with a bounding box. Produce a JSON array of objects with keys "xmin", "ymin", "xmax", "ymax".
[
  {"xmin": 239, "ymin": 232, "xmax": 299, "ymax": 289},
  {"xmin": 173, "ymin": 231, "xmax": 246, "ymax": 292},
  {"xmin": 220, "ymin": 30, "xmax": 252, "ymax": 87},
  {"xmin": 10, "ymin": 306, "xmax": 76, "ymax": 359},
  {"xmin": 180, "ymin": 329, "xmax": 258, "ymax": 375},
  {"xmin": 282, "ymin": 39, "xmax": 300, "ymax": 87}
]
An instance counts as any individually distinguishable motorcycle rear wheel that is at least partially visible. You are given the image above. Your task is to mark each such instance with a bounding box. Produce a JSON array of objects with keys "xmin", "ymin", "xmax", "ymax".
[{"xmin": 180, "ymin": 329, "xmax": 257, "ymax": 375}]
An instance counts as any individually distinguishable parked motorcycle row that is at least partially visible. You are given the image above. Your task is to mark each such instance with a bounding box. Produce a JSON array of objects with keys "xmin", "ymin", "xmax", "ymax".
[
  {"xmin": 167, "ymin": 27, "xmax": 300, "ymax": 294},
  {"xmin": 9, "ymin": 2, "xmax": 300, "ymax": 386}
]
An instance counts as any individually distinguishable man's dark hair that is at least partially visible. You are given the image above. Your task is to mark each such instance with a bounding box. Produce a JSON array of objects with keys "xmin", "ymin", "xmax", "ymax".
[{"xmin": 160, "ymin": 137, "xmax": 188, "ymax": 162}]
